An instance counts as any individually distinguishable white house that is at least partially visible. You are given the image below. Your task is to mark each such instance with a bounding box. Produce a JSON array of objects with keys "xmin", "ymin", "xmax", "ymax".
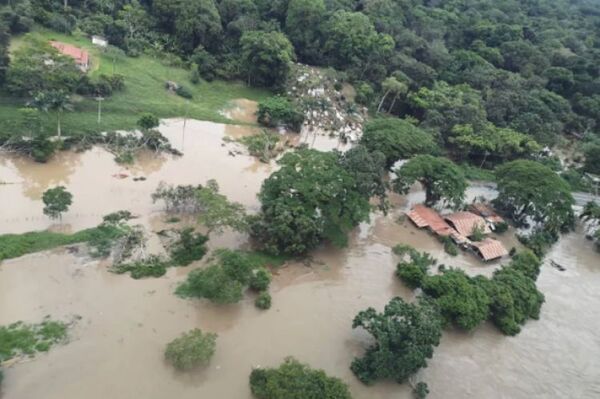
[{"xmin": 92, "ymin": 35, "xmax": 108, "ymax": 47}]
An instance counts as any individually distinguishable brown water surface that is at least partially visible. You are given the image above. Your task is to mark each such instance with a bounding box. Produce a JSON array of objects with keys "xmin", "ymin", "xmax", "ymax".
[{"xmin": 1, "ymin": 119, "xmax": 599, "ymax": 399}]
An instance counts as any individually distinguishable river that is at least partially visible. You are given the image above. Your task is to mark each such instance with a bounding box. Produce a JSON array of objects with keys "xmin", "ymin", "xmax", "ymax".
[{"xmin": 0, "ymin": 105, "xmax": 599, "ymax": 399}]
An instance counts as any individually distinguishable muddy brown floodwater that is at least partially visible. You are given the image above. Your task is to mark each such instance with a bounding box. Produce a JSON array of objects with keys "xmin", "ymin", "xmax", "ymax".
[{"xmin": 1, "ymin": 112, "xmax": 600, "ymax": 399}]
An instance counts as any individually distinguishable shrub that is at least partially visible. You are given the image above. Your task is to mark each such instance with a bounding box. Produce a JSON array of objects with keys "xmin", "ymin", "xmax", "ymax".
[
  {"xmin": 175, "ymin": 85, "xmax": 193, "ymax": 99},
  {"xmin": 250, "ymin": 268, "xmax": 272, "ymax": 291},
  {"xmin": 413, "ymin": 382, "xmax": 429, "ymax": 399},
  {"xmin": 439, "ymin": 236, "xmax": 459, "ymax": 256},
  {"xmin": 111, "ymin": 255, "xmax": 171, "ymax": 279},
  {"xmin": 257, "ymin": 97, "xmax": 304, "ymax": 132},
  {"xmin": 354, "ymin": 81, "xmax": 374, "ymax": 105},
  {"xmin": 250, "ymin": 357, "xmax": 352, "ymax": 399},
  {"xmin": 395, "ymin": 249, "xmax": 436, "ymax": 289},
  {"xmin": 165, "ymin": 329, "xmax": 217, "ymax": 371},
  {"xmin": 0, "ymin": 319, "xmax": 67, "ymax": 362},
  {"xmin": 169, "ymin": 228, "xmax": 209, "ymax": 266},
  {"xmin": 494, "ymin": 221, "xmax": 509, "ymax": 234},
  {"xmin": 255, "ymin": 291, "xmax": 272, "ymax": 310}
]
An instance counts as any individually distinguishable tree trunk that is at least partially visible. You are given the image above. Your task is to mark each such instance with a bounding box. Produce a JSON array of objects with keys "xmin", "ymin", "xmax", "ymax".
[
  {"xmin": 388, "ymin": 94, "xmax": 398, "ymax": 114},
  {"xmin": 57, "ymin": 112, "xmax": 62, "ymax": 138},
  {"xmin": 64, "ymin": 0, "xmax": 68, "ymax": 11},
  {"xmin": 377, "ymin": 90, "xmax": 391, "ymax": 113}
]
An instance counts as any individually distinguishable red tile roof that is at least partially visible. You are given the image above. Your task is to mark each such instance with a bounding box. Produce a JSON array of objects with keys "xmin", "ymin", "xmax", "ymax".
[
  {"xmin": 444, "ymin": 212, "xmax": 491, "ymax": 237},
  {"xmin": 50, "ymin": 41, "xmax": 89, "ymax": 66},
  {"xmin": 471, "ymin": 238, "xmax": 508, "ymax": 261},
  {"xmin": 406, "ymin": 205, "xmax": 455, "ymax": 236}
]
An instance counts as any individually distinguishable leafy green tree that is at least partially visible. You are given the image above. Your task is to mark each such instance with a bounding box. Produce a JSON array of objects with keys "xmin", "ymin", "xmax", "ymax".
[
  {"xmin": 249, "ymin": 267, "xmax": 272, "ymax": 291},
  {"xmin": 408, "ymin": 81, "xmax": 487, "ymax": 140},
  {"xmin": 152, "ymin": 0, "xmax": 223, "ymax": 53},
  {"xmin": 360, "ymin": 118, "xmax": 438, "ymax": 168},
  {"xmin": 165, "ymin": 329, "xmax": 217, "ymax": 371},
  {"xmin": 29, "ymin": 89, "xmax": 73, "ymax": 138},
  {"xmin": 196, "ymin": 180, "xmax": 248, "ymax": 234},
  {"xmin": 257, "ymin": 96, "xmax": 304, "ymax": 132},
  {"xmin": 42, "ymin": 186, "xmax": 73, "ymax": 220},
  {"xmin": 250, "ymin": 357, "xmax": 352, "ymax": 399},
  {"xmin": 413, "ymin": 382, "xmax": 429, "ymax": 399},
  {"xmin": 393, "ymin": 155, "xmax": 467, "ymax": 209},
  {"xmin": 285, "ymin": 0, "xmax": 326, "ymax": 64},
  {"xmin": 338, "ymin": 145, "xmax": 388, "ymax": 211},
  {"xmin": 255, "ymin": 291, "xmax": 272, "ymax": 310},
  {"xmin": 351, "ymin": 297, "xmax": 442, "ymax": 385},
  {"xmin": 240, "ymin": 30, "xmax": 295, "ymax": 88},
  {"xmin": 450, "ymin": 123, "xmax": 540, "ymax": 165},
  {"xmin": 421, "ymin": 268, "xmax": 490, "ymax": 330},
  {"xmin": 395, "ymin": 248, "xmax": 436, "ymax": 289},
  {"xmin": 169, "ymin": 228, "xmax": 209, "ymax": 266},
  {"xmin": 251, "ymin": 149, "xmax": 371, "ymax": 255},
  {"xmin": 583, "ymin": 143, "xmax": 600, "ymax": 175},
  {"xmin": 494, "ymin": 160, "xmax": 575, "ymax": 233},
  {"xmin": 323, "ymin": 11, "xmax": 394, "ymax": 82},
  {"xmin": 377, "ymin": 76, "xmax": 407, "ymax": 113}
]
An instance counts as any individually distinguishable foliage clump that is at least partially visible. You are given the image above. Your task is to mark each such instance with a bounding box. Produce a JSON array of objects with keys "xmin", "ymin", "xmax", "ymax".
[
  {"xmin": 257, "ymin": 97, "xmax": 304, "ymax": 132},
  {"xmin": 361, "ymin": 118, "xmax": 438, "ymax": 167},
  {"xmin": 250, "ymin": 357, "xmax": 352, "ymax": 399},
  {"xmin": 42, "ymin": 186, "xmax": 73, "ymax": 220},
  {"xmin": 176, "ymin": 250, "xmax": 275, "ymax": 305},
  {"xmin": 165, "ymin": 329, "xmax": 217, "ymax": 371},
  {"xmin": 169, "ymin": 228, "xmax": 209, "ymax": 266},
  {"xmin": 239, "ymin": 131, "xmax": 282, "ymax": 162},
  {"xmin": 351, "ymin": 297, "xmax": 442, "ymax": 385},
  {"xmin": 0, "ymin": 318, "xmax": 68, "ymax": 362},
  {"xmin": 111, "ymin": 255, "xmax": 171, "ymax": 279},
  {"xmin": 255, "ymin": 291, "xmax": 272, "ymax": 310},
  {"xmin": 251, "ymin": 149, "xmax": 372, "ymax": 255}
]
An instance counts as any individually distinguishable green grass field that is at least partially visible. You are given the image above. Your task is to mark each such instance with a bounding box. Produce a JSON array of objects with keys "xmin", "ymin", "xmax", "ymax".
[{"xmin": 1, "ymin": 28, "xmax": 270, "ymax": 137}]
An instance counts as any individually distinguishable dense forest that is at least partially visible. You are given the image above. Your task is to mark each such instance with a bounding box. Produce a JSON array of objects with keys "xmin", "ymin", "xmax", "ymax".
[{"xmin": 1, "ymin": 0, "xmax": 600, "ymax": 149}]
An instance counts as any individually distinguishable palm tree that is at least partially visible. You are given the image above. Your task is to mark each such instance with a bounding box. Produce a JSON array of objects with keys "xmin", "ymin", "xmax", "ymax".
[
  {"xmin": 30, "ymin": 90, "xmax": 73, "ymax": 138},
  {"xmin": 377, "ymin": 76, "xmax": 407, "ymax": 114}
]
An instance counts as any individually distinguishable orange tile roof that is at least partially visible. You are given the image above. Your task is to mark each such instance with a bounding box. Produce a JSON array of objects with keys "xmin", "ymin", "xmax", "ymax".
[
  {"xmin": 406, "ymin": 205, "xmax": 455, "ymax": 235},
  {"xmin": 50, "ymin": 41, "xmax": 89, "ymax": 66},
  {"xmin": 444, "ymin": 212, "xmax": 491, "ymax": 237},
  {"xmin": 471, "ymin": 238, "xmax": 508, "ymax": 261}
]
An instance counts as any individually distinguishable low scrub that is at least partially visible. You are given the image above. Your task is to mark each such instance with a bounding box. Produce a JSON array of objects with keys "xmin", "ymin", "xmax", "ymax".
[
  {"xmin": 257, "ymin": 96, "xmax": 304, "ymax": 132},
  {"xmin": 169, "ymin": 228, "xmax": 209, "ymax": 266},
  {"xmin": 0, "ymin": 318, "xmax": 68, "ymax": 362},
  {"xmin": 111, "ymin": 255, "xmax": 171, "ymax": 279}
]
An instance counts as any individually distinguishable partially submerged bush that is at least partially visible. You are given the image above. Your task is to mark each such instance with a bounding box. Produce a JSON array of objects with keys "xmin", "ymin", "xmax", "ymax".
[
  {"xmin": 111, "ymin": 255, "xmax": 171, "ymax": 279},
  {"xmin": 0, "ymin": 318, "xmax": 68, "ymax": 362},
  {"xmin": 165, "ymin": 329, "xmax": 217, "ymax": 371},
  {"xmin": 255, "ymin": 291, "xmax": 272, "ymax": 310},
  {"xmin": 169, "ymin": 228, "xmax": 209, "ymax": 266},
  {"xmin": 239, "ymin": 131, "xmax": 281, "ymax": 162},
  {"xmin": 249, "ymin": 268, "xmax": 272, "ymax": 292},
  {"xmin": 257, "ymin": 96, "xmax": 304, "ymax": 132},
  {"xmin": 250, "ymin": 357, "xmax": 352, "ymax": 399}
]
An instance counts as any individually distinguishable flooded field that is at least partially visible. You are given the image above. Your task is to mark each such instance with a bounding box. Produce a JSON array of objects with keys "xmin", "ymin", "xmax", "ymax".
[{"xmin": 1, "ymin": 113, "xmax": 599, "ymax": 399}]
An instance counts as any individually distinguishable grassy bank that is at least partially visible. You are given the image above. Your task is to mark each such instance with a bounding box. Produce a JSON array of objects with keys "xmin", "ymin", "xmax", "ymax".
[
  {"xmin": 1, "ymin": 28, "xmax": 270, "ymax": 138},
  {"xmin": 0, "ymin": 224, "xmax": 125, "ymax": 261}
]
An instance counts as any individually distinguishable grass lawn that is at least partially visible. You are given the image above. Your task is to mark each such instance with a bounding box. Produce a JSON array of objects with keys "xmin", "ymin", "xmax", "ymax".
[{"xmin": 1, "ymin": 28, "xmax": 271, "ymax": 137}]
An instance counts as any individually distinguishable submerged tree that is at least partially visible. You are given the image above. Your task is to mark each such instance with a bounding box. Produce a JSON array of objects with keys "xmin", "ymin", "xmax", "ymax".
[
  {"xmin": 393, "ymin": 155, "xmax": 467, "ymax": 209},
  {"xmin": 250, "ymin": 357, "xmax": 352, "ymax": 399},
  {"xmin": 42, "ymin": 186, "xmax": 73, "ymax": 220},
  {"xmin": 351, "ymin": 297, "xmax": 442, "ymax": 385},
  {"xmin": 165, "ymin": 329, "xmax": 217, "ymax": 371}
]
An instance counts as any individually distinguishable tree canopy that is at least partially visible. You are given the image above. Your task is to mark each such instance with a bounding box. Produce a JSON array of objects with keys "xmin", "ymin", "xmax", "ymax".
[
  {"xmin": 494, "ymin": 160, "xmax": 575, "ymax": 234},
  {"xmin": 360, "ymin": 118, "xmax": 438, "ymax": 168},
  {"xmin": 393, "ymin": 155, "xmax": 467, "ymax": 209},
  {"xmin": 250, "ymin": 357, "xmax": 352, "ymax": 399},
  {"xmin": 42, "ymin": 186, "xmax": 73, "ymax": 220},
  {"xmin": 241, "ymin": 30, "xmax": 295, "ymax": 88},
  {"xmin": 251, "ymin": 148, "xmax": 371, "ymax": 255},
  {"xmin": 351, "ymin": 297, "xmax": 442, "ymax": 385}
]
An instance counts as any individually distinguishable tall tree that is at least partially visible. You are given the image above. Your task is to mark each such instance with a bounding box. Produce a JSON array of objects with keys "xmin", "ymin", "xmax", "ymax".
[
  {"xmin": 393, "ymin": 155, "xmax": 467, "ymax": 209},
  {"xmin": 494, "ymin": 160, "xmax": 575, "ymax": 233},
  {"xmin": 42, "ymin": 186, "xmax": 73, "ymax": 220},
  {"xmin": 30, "ymin": 90, "xmax": 73, "ymax": 138},
  {"xmin": 240, "ymin": 30, "xmax": 295, "ymax": 88},
  {"xmin": 0, "ymin": 25, "xmax": 9, "ymax": 87},
  {"xmin": 351, "ymin": 297, "xmax": 442, "ymax": 385},
  {"xmin": 285, "ymin": 0, "xmax": 326, "ymax": 64}
]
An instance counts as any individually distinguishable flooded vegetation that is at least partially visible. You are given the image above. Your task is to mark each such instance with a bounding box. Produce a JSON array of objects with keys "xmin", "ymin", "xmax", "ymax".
[{"xmin": 1, "ymin": 112, "xmax": 599, "ymax": 399}]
